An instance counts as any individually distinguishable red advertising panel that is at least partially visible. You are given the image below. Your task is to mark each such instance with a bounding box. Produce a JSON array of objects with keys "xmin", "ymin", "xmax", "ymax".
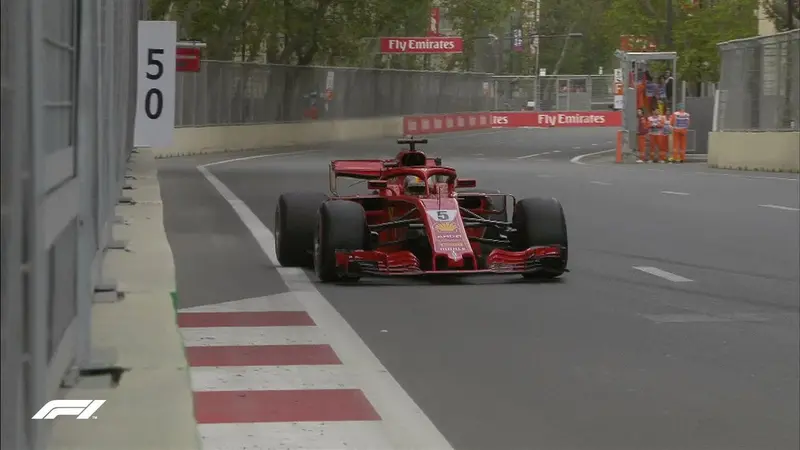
[
  {"xmin": 380, "ymin": 37, "xmax": 463, "ymax": 54},
  {"xmin": 428, "ymin": 8, "xmax": 440, "ymax": 36},
  {"xmin": 176, "ymin": 47, "xmax": 201, "ymax": 72},
  {"xmin": 489, "ymin": 111, "xmax": 622, "ymax": 128}
]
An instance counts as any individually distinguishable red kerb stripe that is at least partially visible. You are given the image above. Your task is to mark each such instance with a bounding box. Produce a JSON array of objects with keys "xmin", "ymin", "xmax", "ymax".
[
  {"xmin": 185, "ymin": 344, "xmax": 341, "ymax": 367},
  {"xmin": 193, "ymin": 389, "xmax": 381, "ymax": 424},
  {"xmin": 177, "ymin": 311, "xmax": 315, "ymax": 328}
]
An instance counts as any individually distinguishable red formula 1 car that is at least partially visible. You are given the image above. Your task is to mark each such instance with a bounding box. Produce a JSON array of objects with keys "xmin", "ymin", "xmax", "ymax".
[{"xmin": 274, "ymin": 137, "xmax": 568, "ymax": 282}]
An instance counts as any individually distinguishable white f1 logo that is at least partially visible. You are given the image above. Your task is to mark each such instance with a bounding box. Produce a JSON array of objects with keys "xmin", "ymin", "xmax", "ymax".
[{"xmin": 31, "ymin": 400, "xmax": 106, "ymax": 419}]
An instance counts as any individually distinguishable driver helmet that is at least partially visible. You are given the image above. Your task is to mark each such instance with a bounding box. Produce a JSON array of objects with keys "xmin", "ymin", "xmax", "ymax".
[{"xmin": 403, "ymin": 175, "xmax": 427, "ymax": 195}]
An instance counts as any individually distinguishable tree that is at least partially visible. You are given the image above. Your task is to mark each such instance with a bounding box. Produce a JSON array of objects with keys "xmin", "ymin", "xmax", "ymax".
[
  {"xmin": 600, "ymin": 0, "xmax": 759, "ymax": 83},
  {"xmin": 763, "ymin": 0, "xmax": 800, "ymax": 31}
]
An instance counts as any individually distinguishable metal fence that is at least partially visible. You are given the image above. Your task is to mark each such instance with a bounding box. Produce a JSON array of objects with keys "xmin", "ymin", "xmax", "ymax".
[
  {"xmin": 175, "ymin": 61, "xmax": 495, "ymax": 127},
  {"xmin": 716, "ymin": 29, "xmax": 799, "ymax": 131},
  {"xmin": 1, "ymin": 0, "xmax": 146, "ymax": 449},
  {"xmin": 491, "ymin": 74, "xmax": 614, "ymax": 111}
]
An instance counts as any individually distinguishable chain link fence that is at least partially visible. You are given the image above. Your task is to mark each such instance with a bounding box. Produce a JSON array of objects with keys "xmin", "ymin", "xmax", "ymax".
[
  {"xmin": 1, "ymin": 0, "xmax": 145, "ymax": 448},
  {"xmin": 716, "ymin": 29, "xmax": 799, "ymax": 131},
  {"xmin": 175, "ymin": 61, "xmax": 494, "ymax": 127},
  {"xmin": 491, "ymin": 74, "xmax": 614, "ymax": 111}
]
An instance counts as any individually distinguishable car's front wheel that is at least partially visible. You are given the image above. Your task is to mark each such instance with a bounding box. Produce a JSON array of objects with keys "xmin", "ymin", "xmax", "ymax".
[{"xmin": 314, "ymin": 200, "xmax": 371, "ymax": 282}]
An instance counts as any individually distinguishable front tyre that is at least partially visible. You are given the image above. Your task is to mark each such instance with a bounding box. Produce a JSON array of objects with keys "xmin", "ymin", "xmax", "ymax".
[
  {"xmin": 314, "ymin": 200, "xmax": 371, "ymax": 282},
  {"xmin": 274, "ymin": 192, "xmax": 329, "ymax": 267},
  {"xmin": 512, "ymin": 197, "xmax": 568, "ymax": 279}
]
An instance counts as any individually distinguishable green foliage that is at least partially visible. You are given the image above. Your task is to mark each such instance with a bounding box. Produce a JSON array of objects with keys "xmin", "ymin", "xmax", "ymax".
[
  {"xmin": 762, "ymin": 0, "xmax": 800, "ymax": 31},
  {"xmin": 600, "ymin": 0, "xmax": 759, "ymax": 82}
]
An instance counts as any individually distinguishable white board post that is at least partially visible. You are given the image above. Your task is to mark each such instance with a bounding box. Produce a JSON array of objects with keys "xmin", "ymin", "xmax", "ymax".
[{"xmin": 134, "ymin": 21, "xmax": 177, "ymax": 148}]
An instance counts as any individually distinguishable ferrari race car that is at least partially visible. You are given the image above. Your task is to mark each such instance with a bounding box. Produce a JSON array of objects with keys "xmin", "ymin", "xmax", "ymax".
[{"xmin": 273, "ymin": 137, "xmax": 568, "ymax": 282}]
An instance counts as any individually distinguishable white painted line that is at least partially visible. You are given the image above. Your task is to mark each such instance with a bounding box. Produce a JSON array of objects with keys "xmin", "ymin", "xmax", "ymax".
[
  {"xmin": 591, "ymin": 143, "xmax": 598, "ymax": 146},
  {"xmin": 552, "ymin": 150, "xmax": 561, "ymax": 153},
  {"xmin": 590, "ymin": 181, "xmax": 611, "ymax": 185},
  {"xmin": 473, "ymin": 153, "xmax": 484, "ymax": 156},
  {"xmin": 633, "ymin": 266, "xmax": 693, "ymax": 283},
  {"xmin": 540, "ymin": 151, "xmax": 550, "ymax": 155},
  {"xmin": 572, "ymin": 146, "xmax": 581, "ymax": 150},
  {"xmin": 570, "ymin": 148, "xmax": 615, "ymax": 165},
  {"xmin": 198, "ymin": 422, "xmax": 396, "ymax": 450},
  {"xmin": 202, "ymin": 149, "xmax": 323, "ymax": 168},
  {"xmin": 178, "ymin": 293, "xmax": 304, "ymax": 313},
  {"xmin": 696, "ymin": 171, "xmax": 798, "ymax": 182},
  {"xmin": 661, "ymin": 191, "xmax": 690, "ymax": 196},
  {"xmin": 759, "ymin": 204, "xmax": 800, "ymax": 211},
  {"xmin": 180, "ymin": 326, "xmax": 325, "ymax": 347},
  {"xmin": 197, "ymin": 165, "xmax": 454, "ymax": 449},
  {"xmin": 515, "ymin": 153, "xmax": 541, "ymax": 159},
  {"xmin": 191, "ymin": 365, "xmax": 358, "ymax": 391}
]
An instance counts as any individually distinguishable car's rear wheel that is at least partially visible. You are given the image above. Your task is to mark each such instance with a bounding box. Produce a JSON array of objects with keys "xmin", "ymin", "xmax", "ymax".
[
  {"xmin": 274, "ymin": 192, "xmax": 329, "ymax": 267},
  {"xmin": 512, "ymin": 197, "xmax": 568, "ymax": 279},
  {"xmin": 314, "ymin": 200, "xmax": 371, "ymax": 282}
]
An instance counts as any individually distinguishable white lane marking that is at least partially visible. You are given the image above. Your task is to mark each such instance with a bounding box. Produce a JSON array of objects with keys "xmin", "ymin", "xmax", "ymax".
[
  {"xmin": 591, "ymin": 143, "xmax": 598, "ymax": 146},
  {"xmin": 178, "ymin": 293, "xmax": 304, "ymax": 313},
  {"xmin": 180, "ymin": 326, "xmax": 324, "ymax": 347},
  {"xmin": 552, "ymin": 150, "xmax": 561, "ymax": 153},
  {"xmin": 202, "ymin": 149, "xmax": 323, "ymax": 168},
  {"xmin": 191, "ymin": 365, "xmax": 358, "ymax": 391},
  {"xmin": 570, "ymin": 148, "xmax": 615, "ymax": 165},
  {"xmin": 661, "ymin": 191, "xmax": 690, "ymax": 196},
  {"xmin": 759, "ymin": 204, "xmax": 800, "ymax": 211},
  {"xmin": 590, "ymin": 181, "xmax": 611, "ymax": 185},
  {"xmin": 515, "ymin": 153, "xmax": 541, "ymax": 159},
  {"xmin": 198, "ymin": 422, "xmax": 396, "ymax": 450},
  {"xmin": 473, "ymin": 153, "xmax": 484, "ymax": 156},
  {"xmin": 633, "ymin": 266, "xmax": 693, "ymax": 283},
  {"xmin": 572, "ymin": 146, "xmax": 581, "ymax": 150},
  {"xmin": 197, "ymin": 164, "xmax": 455, "ymax": 450},
  {"xmin": 434, "ymin": 129, "xmax": 510, "ymax": 140}
]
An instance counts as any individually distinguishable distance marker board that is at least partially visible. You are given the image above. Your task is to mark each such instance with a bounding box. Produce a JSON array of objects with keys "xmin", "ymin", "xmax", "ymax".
[{"xmin": 134, "ymin": 21, "xmax": 176, "ymax": 148}]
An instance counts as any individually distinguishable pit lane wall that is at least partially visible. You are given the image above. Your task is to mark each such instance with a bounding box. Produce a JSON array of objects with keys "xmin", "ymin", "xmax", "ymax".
[
  {"xmin": 150, "ymin": 111, "xmax": 623, "ymax": 158},
  {"xmin": 708, "ymin": 131, "xmax": 800, "ymax": 172}
]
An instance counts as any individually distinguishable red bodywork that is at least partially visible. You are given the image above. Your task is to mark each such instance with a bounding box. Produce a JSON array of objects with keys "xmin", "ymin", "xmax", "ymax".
[{"xmin": 328, "ymin": 148, "xmax": 564, "ymax": 277}]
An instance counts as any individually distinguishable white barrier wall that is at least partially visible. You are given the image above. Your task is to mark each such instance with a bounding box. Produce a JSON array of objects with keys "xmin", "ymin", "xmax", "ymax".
[{"xmin": 151, "ymin": 117, "xmax": 405, "ymax": 157}]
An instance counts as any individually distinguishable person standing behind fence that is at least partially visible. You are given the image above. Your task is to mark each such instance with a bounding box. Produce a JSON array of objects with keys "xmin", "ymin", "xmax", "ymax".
[
  {"xmin": 670, "ymin": 103, "xmax": 690, "ymax": 163},
  {"xmin": 647, "ymin": 109, "xmax": 665, "ymax": 163},
  {"xmin": 645, "ymin": 72, "xmax": 657, "ymax": 114}
]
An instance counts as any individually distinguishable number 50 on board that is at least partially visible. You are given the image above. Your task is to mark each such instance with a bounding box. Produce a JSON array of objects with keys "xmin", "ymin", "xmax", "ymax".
[{"xmin": 134, "ymin": 21, "xmax": 176, "ymax": 148}]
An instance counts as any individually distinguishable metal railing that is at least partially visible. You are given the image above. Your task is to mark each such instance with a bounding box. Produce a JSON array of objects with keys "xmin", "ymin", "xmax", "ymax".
[
  {"xmin": 1, "ymin": 0, "xmax": 146, "ymax": 449},
  {"xmin": 175, "ymin": 61, "xmax": 494, "ymax": 127},
  {"xmin": 491, "ymin": 74, "xmax": 614, "ymax": 111},
  {"xmin": 716, "ymin": 29, "xmax": 799, "ymax": 131}
]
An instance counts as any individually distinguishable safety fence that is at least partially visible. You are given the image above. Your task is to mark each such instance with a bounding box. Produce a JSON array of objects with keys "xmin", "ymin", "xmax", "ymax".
[
  {"xmin": 1, "ymin": 0, "xmax": 146, "ymax": 449},
  {"xmin": 716, "ymin": 29, "xmax": 799, "ymax": 131},
  {"xmin": 175, "ymin": 61, "xmax": 494, "ymax": 127},
  {"xmin": 491, "ymin": 75, "xmax": 615, "ymax": 112}
]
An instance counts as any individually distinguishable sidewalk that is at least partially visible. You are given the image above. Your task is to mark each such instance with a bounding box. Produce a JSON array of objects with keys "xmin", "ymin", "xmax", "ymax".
[{"xmin": 48, "ymin": 149, "xmax": 200, "ymax": 450}]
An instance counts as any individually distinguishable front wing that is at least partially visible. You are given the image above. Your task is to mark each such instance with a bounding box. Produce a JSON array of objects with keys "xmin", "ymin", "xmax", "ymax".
[{"xmin": 334, "ymin": 246, "xmax": 566, "ymax": 277}]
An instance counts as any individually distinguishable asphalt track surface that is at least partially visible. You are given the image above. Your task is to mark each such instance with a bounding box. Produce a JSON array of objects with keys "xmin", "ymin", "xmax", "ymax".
[{"xmin": 159, "ymin": 128, "xmax": 800, "ymax": 450}]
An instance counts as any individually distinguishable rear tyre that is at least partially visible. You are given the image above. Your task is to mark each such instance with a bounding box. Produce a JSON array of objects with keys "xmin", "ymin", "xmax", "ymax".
[
  {"xmin": 511, "ymin": 197, "xmax": 568, "ymax": 279},
  {"xmin": 274, "ymin": 192, "xmax": 329, "ymax": 267},
  {"xmin": 314, "ymin": 200, "xmax": 371, "ymax": 282}
]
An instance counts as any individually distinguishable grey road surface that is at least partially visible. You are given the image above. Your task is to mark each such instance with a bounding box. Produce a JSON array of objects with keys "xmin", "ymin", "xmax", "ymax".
[{"xmin": 159, "ymin": 128, "xmax": 799, "ymax": 450}]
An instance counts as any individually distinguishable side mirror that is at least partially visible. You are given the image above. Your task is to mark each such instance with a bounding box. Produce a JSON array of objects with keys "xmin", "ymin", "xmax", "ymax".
[
  {"xmin": 367, "ymin": 180, "xmax": 388, "ymax": 190},
  {"xmin": 456, "ymin": 179, "xmax": 476, "ymax": 188}
]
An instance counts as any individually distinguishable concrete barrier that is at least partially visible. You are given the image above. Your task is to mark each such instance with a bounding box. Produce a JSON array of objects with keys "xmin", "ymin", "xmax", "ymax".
[
  {"xmin": 708, "ymin": 131, "xmax": 800, "ymax": 172},
  {"xmin": 151, "ymin": 117, "xmax": 404, "ymax": 158}
]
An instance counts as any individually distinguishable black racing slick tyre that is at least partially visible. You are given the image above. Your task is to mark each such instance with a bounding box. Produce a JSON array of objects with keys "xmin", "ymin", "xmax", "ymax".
[
  {"xmin": 512, "ymin": 197, "xmax": 568, "ymax": 279},
  {"xmin": 274, "ymin": 192, "xmax": 329, "ymax": 267},
  {"xmin": 314, "ymin": 200, "xmax": 371, "ymax": 283}
]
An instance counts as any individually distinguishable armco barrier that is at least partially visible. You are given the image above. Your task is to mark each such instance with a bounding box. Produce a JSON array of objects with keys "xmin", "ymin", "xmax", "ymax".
[{"xmin": 403, "ymin": 111, "xmax": 623, "ymax": 135}]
